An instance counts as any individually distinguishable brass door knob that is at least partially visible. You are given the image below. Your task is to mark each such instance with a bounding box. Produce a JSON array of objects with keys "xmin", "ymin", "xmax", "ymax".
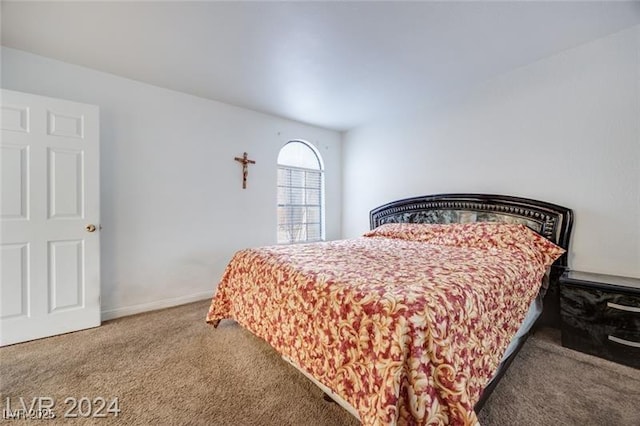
[{"xmin": 85, "ymin": 224, "xmax": 97, "ymax": 233}]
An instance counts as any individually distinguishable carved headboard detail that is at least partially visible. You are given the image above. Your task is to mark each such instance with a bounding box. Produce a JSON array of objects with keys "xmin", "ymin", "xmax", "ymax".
[{"xmin": 370, "ymin": 193, "xmax": 573, "ymax": 267}]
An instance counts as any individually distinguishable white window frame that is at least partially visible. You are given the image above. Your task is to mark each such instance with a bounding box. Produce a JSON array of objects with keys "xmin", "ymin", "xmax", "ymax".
[{"xmin": 277, "ymin": 140, "xmax": 325, "ymax": 244}]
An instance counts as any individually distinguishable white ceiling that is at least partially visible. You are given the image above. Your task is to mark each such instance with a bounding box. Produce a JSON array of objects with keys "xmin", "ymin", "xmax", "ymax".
[{"xmin": 2, "ymin": 1, "xmax": 639, "ymax": 131}]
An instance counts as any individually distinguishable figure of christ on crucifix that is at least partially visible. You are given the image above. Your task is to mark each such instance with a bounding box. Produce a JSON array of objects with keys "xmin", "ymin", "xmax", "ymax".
[{"xmin": 234, "ymin": 152, "xmax": 256, "ymax": 189}]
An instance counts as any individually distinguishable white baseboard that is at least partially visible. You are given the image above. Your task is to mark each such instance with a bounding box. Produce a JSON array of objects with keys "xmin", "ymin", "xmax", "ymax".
[{"xmin": 101, "ymin": 291, "xmax": 213, "ymax": 321}]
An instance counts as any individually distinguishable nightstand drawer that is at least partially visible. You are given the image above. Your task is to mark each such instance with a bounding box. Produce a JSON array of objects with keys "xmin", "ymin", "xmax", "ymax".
[
  {"xmin": 561, "ymin": 325, "xmax": 640, "ymax": 368},
  {"xmin": 560, "ymin": 283, "xmax": 640, "ymax": 368},
  {"xmin": 561, "ymin": 285, "xmax": 640, "ymax": 329}
]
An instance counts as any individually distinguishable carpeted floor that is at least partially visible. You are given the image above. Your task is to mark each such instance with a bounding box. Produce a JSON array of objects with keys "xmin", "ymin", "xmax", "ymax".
[{"xmin": 1, "ymin": 300, "xmax": 638, "ymax": 425}]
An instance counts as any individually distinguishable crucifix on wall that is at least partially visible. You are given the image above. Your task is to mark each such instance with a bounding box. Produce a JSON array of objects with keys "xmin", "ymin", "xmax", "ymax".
[{"xmin": 234, "ymin": 152, "xmax": 256, "ymax": 189}]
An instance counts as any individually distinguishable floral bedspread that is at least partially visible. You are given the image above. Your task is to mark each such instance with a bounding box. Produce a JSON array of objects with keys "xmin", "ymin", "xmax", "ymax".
[{"xmin": 206, "ymin": 223, "xmax": 564, "ymax": 425}]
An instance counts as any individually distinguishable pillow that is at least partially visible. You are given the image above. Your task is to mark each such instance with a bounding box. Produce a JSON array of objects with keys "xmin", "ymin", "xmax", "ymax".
[
  {"xmin": 363, "ymin": 222, "xmax": 436, "ymax": 242},
  {"xmin": 364, "ymin": 222, "xmax": 565, "ymax": 267}
]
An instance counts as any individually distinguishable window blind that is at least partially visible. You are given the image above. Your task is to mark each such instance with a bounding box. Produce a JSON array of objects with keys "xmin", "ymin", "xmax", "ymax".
[{"xmin": 277, "ymin": 166, "xmax": 323, "ymax": 244}]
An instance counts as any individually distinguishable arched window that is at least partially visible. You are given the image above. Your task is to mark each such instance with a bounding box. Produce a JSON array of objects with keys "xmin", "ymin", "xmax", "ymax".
[{"xmin": 277, "ymin": 140, "xmax": 324, "ymax": 244}]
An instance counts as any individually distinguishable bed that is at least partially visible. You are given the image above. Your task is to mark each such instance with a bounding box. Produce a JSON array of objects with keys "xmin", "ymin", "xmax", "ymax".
[{"xmin": 206, "ymin": 193, "xmax": 573, "ymax": 425}]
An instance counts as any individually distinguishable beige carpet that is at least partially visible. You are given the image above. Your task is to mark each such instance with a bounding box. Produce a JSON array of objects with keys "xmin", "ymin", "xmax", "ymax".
[
  {"xmin": 1, "ymin": 300, "xmax": 638, "ymax": 425},
  {"xmin": 478, "ymin": 328, "xmax": 640, "ymax": 425}
]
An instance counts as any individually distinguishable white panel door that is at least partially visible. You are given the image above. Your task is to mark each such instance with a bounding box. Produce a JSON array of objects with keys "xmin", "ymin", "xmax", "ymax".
[{"xmin": 0, "ymin": 89, "xmax": 100, "ymax": 346}]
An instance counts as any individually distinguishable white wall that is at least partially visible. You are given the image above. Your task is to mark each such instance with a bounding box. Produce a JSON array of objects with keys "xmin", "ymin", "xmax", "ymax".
[
  {"xmin": 343, "ymin": 26, "xmax": 640, "ymax": 278},
  {"xmin": 1, "ymin": 47, "xmax": 342, "ymax": 318}
]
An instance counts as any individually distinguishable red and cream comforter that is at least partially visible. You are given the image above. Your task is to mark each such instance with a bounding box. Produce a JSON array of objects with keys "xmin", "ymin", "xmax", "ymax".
[{"xmin": 206, "ymin": 223, "xmax": 564, "ymax": 425}]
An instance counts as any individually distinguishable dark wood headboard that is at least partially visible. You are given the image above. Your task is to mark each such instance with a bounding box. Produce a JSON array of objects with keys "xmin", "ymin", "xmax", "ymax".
[{"xmin": 370, "ymin": 193, "xmax": 573, "ymax": 268}]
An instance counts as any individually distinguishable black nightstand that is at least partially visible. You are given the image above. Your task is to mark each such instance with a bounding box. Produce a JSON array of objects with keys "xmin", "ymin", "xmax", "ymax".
[{"xmin": 559, "ymin": 271, "xmax": 640, "ymax": 369}]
